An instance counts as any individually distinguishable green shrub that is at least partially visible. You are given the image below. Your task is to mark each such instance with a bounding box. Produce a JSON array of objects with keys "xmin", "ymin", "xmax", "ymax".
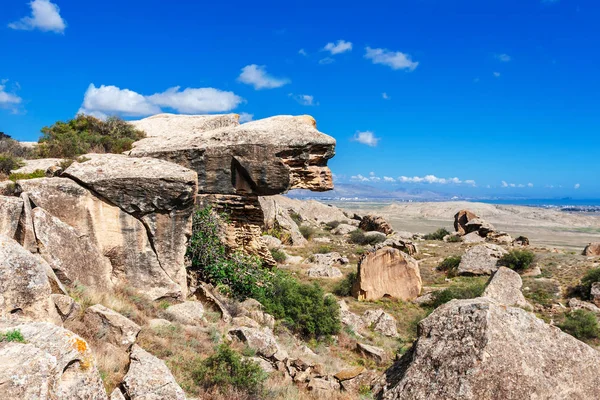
[
  {"xmin": 0, "ymin": 329, "xmax": 25, "ymax": 343},
  {"xmin": 325, "ymin": 220, "xmax": 341, "ymax": 230},
  {"xmin": 193, "ymin": 344, "xmax": 267, "ymax": 397},
  {"xmin": 289, "ymin": 211, "xmax": 302, "ymax": 225},
  {"xmin": 349, "ymin": 229, "xmax": 386, "ymax": 246},
  {"xmin": 423, "ymin": 228, "xmax": 451, "ymax": 241},
  {"xmin": 447, "ymin": 235, "xmax": 463, "ymax": 243},
  {"xmin": 438, "ymin": 256, "xmax": 462, "ymax": 277},
  {"xmin": 270, "ymin": 248, "xmax": 287, "ymax": 263},
  {"xmin": 8, "ymin": 169, "xmax": 46, "ymax": 182},
  {"xmin": 499, "ymin": 249, "xmax": 535, "ymax": 271},
  {"xmin": 431, "ymin": 280, "xmax": 486, "ymax": 308},
  {"xmin": 559, "ymin": 310, "xmax": 599, "ymax": 340},
  {"xmin": 0, "ymin": 133, "xmax": 33, "ymax": 159},
  {"xmin": 333, "ymin": 271, "xmax": 357, "ymax": 297},
  {"xmin": 36, "ymin": 115, "xmax": 146, "ymax": 158},
  {"xmin": 299, "ymin": 225, "xmax": 316, "ymax": 240},
  {"xmin": 0, "ymin": 154, "xmax": 24, "ymax": 176},
  {"xmin": 581, "ymin": 268, "xmax": 600, "ymax": 300},
  {"xmin": 314, "ymin": 245, "xmax": 332, "ymax": 254}
]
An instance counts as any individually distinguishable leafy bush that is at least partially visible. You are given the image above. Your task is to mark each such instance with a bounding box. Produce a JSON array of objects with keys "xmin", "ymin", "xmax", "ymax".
[
  {"xmin": 289, "ymin": 211, "xmax": 302, "ymax": 225},
  {"xmin": 333, "ymin": 271, "xmax": 357, "ymax": 297},
  {"xmin": 447, "ymin": 235, "xmax": 463, "ymax": 243},
  {"xmin": 270, "ymin": 248, "xmax": 287, "ymax": 263},
  {"xmin": 8, "ymin": 169, "xmax": 46, "ymax": 182},
  {"xmin": 431, "ymin": 280, "xmax": 486, "ymax": 308},
  {"xmin": 349, "ymin": 229, "xmax": 386, "ymax": 246},
  {"xmin": 423, "ymin": 228, "xmax": 451, "ymax": 241},
  {"xmin": 438, "ymin": 256, "xmax": 462, "ymax": 277},
  {"xmin": 325, "ymin": 220, "xmax": 341, "ymax": 230},
  {"xmin": 559, "ymin": 310, "xmax": 599, "ymax": 340},
  {"xmin": 0, "ymin": 154, "xmax": 24, "ymax": 176},
  {"xmin": 0, "ymin": 132, "xmax": 33, "ymax": 159},
  {"xmin": 499, "ymin": 249, "xmax": 535, "ymax": 271},
  {"xmin": 314, "ymin": 245, "xmax": 332, "ymax": 254},
  {"xmin": 299, "ymin": 225, "xmax": 316, "ymax": 240},
  {"xmin": 581, "ymin": 268, "xmax": 600, "ymax": 300},
  {"xmin": 193, "ymin": 344, "xmax": 267, "ymax": 397},
  {"xmin": 0, "ymin": 329, "xmax": 25, "ymax": 343},
  {"xmin": 36, "ymin": 115, "xmax": 146, "ymax": 158}
]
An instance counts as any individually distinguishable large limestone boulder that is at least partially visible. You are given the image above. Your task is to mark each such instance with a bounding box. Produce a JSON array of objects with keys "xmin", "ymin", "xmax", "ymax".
[
  {"xmin": 583, "ymin": 242, "xmax": 600, "ymax": 256},
  {"xmin": 359, "ymin": 214, "xmax": 394, "ymax": 235},
  {"xmin": 165, "ymin": 301, "xmax": 204, "ymax": 326},
  {"xmin": 229, "ymin": 326, "xmax": 288, "ymax": 361},
  {"xmin": 375, "ymin": 235, "xmax": 418, "ymax": 256},
  {"xmin": 0, "ymin": 321, "xmax": 108, "ymax": 399},
  {"xmin": 483, "ymin": 267, "xmax": 532, "ymax": 310},
  {"xmin": 454, "ymin": 209, "xmax": 495, "ymax": 237},
  {"xmin": 32, "ymin": 207, "xmax": 113, "ymax": 290},
  {"xmin": 83, "ymin": 304, "xmax": 141, "ymax": 350},
  {"xmin": 11, "ymin": 158, "xmax": 63, "ymax": 175},
  {"xmin": 375, "ymin": 297, "xmax": 600, "ymax": 399},
  {"xmin": 18, "ymin": 178, "xmax": 182, "ymax": 299},
  {"xmin": 0, "ymin": 195, "xmax": 22, "ymax": 238},
  {"xmin": 352, "ymin": 247, "xmax": 421, "ymax": 301},
  {"xmin": 457, "ymin": 243, "xmax": 507, "ymax": 276},
  {"xmin": 122, "ymin": 344, "xmax": 186, "ymax": 400},
  {"xmin": 0, "ymin": 234, "xmax": 60, "ymax": 323}
]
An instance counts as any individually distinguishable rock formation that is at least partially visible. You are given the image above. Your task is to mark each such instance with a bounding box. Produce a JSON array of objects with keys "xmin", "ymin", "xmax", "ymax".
[
  {"xmin": 457, "ymin": 243, "xmax": 507, "ymax": 276},
  {"xmin": 483, "ymin": 267, "xmax": 532, "ymax": 310},
  {"xmin": 359, "ymin": 214, "xmax": 394, "ymax": 235},
  {"xmin": 583, "ymin": 242, "xmax": 600, "ymax": 256},
  {"xmin": 352, "ymin": 247, "xmax": 421, "ymax": 301}
]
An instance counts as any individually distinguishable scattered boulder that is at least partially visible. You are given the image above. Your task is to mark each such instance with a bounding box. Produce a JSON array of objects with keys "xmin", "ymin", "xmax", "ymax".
[
  {"xmin": 193, "ymin": 283, "xmax": 232, "ymax": 323},
  {"xmin": 486, "ymin": 231, "xmax": 513, "ymax": 244},
  {"xmin": 461, "ymin": 231, "xmax": 485, "ymax": 244},
  {"xmin": 83, "ymin": 304, "xmax": 141, "ymax": 350},
  {"xmin": 362, "ymin": 309, "xmax": 399, "ymax": 337},
  {"xmin": 338, "ymin": 300, "xmax": 363, "ymax": 334},
  {"xmin": 375, "ymin": 297, "xmax": 600, "ymax": 399},
  {"xmin": 453, "ymin": 209, "xmax": 479, "ymax": 235},
  {"xmin": 307, "ymin": 377, "xmax": 341, "ymax": 395},
  {"xmin": 259, "ymin": 196, "xmax": 308, "ymax": 246},
  {"xmin": 0, "ymin": 234, "xmax": 60, "ymax": 323},
  {"xmin": 356, "ymin": 343, "xmax": 386, "ymax": 364},
  {"xmin": 352, "ymin": 247, "xmax": 422, "ymax": 301},
  {"xmin": 375, "ymin": 235, "xmax": 418, "ymax": 256},
  {"xmin": 307, "ymin": 265, "xmax": 343, "ymax": 278},
  {"xmin": 122, "ymin": 344, "xmax": 186, "ymax": 400},
  {"xmin": 568, "ymin": 298, "xmax": 600, "ymax": 315},
  {"xmin": 0, "ymin": 195, "xmax": 22, "ymax": 238},
  {"xmin": 457, "ymin": 243, "xmax": 507, "ymax": 276},
  {"xmin": 165, "ymin": 301, "xmax": 204, "ymax": 326},
  {"xmin": 513, "ymin": 235, "xmax": 530, "ymax": 246},
  {"xmin": 307, "ymin": 252, "xmax": 348, "ymax": 268},
  {"xmin": 51, "ymin": 294, "xmax": 81, "ymax": 322},
  {"xmin": 334, "ymin": 366, "xmax": 365, "ymax": 381},
  {"xmin": 331, "ymin": 223, "xmax": 356, "ymax": 235},
  {"xmin": 483, "ymin": 267, "xmax": 532, "ymax": 310},
  {"xmin": 229, "ymin": 327, "xmax": 288, "ymax": 361},
  {"xmin": 583, "ymin": 242, "xmax": 600, "ymax": 256},
  {"xmin": 262, "ymin": 234, "xmax": 282, "ymax": 249},
  {"xmin": 359, "ymin": 214, "xmax": 394, "ymax": 234},
  {"xmin": 340, "ymin": 369, "xmax": 380, "ymax": 395}
]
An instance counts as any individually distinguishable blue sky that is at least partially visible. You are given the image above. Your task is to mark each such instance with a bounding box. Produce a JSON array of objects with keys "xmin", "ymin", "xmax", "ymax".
[{"xmin": 1, "ymin": 0, "xmax": 599, "ymax": 198}]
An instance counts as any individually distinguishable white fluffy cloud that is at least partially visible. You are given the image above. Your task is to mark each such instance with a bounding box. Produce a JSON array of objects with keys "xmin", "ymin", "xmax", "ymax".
[
  {"xmin": 238, "ymin": 112, "xmax": 253, "ymax": 123},
  {"xmin": 323, "ymin": 40, "xmax": 353, "ymax": 55},
  {"xmin": 9, "ymin": 0, "xmax": 66, "ymax": 33},
  {"xmin": 78, "ymin": 84, "xmax": 243, "ymax": 118},
  {"xmin": 298, "ymin": 49, "xmax": 307, "ymax": 56},
  {"xmin": 574, "ymin": 183, "xmax": 581, "ymax": 189},
  {"xmin": 237, "ymin": 65, "xmax": 290, "ymax": 90},
  {"xmin": 398, "ymin": 175, "xmax": 476, "ymax": 186},
  {"xmin": 289, "ymin": 94, "xmax": 316, "ymax": 106},
  {"xmin": 364, "ymin": 47, "xmax": 418, "ymax": 71},
  {"xmin": 501, "ymin": 180, "xmax": 533, "ymax": 188},
  {"xmin": 382, "ymin": 92, "xmax": 390, "ymax": 100},
  {"xmin": 352, "ymin": 131, "xmax": 380, "ymax": 147},
  {"xmin": 493, "ymin": 72, "xmax": 501, "ymax": 78},
  {"xmin": 495, "ymin": 53, "xmax": 511, "ymax": 62},
  {"xmin": 0, "ymin": 81, "xmax": 23, "ymax": 111}
]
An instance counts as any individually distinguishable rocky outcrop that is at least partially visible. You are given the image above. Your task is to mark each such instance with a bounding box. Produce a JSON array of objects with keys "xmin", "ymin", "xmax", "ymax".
[
  {"xmin": 362, "ymin": 309, "xmax": 399, "ymax": 337},
  {"xmin": 11, "ymin": 158, "xmax": 63, "ymax": 175},
  {"xmin": 165, "ymin": 301, "xmax": 204, "ymax": 326},
  {"xmin": 356, "ymin": 343, "xmax": 386, "ymax": 364},
  {"xmin": 359, "ymin": 214, "xmax": 394, "ymax": 235},
  {"xmin": 375, "ymin": 235, "xmax": 418, "ymax": 256},
  {"xmin": 454, "ymin": 210, "xmax": 495, "ymax": 236},
  {"xmin": 259, "ymin": 195, "xmax": 307, "ymax": 246},
  {"xmin": 307, "ymin": 265, "xmax": 343, "ymax": 278},
  {"xmin": 583, "ymin": 242, "xmax": 600, "ymax": 256},
  {"xmin": 0, "ymin": 234, "xmax": 60, "ymax": 323},
  {"xmin": 229, "ymin": 326, "xmax": 288, "ymax": 361},
  {"xmin": 0, "ymin": 195, "xmax": 22, "ymax": 238},
  {"xmin": 83, "ymin": 304, "xmax": 141, "ymax": 350},
  {"xmin": 457, "ymin": 243, "xmax": 507, "ymax": 276},
  {"xmin": 0, "ymin": 321, "xmax": 108, "ymax": 399},
  {"xmin": 352, "ymin": 247, "xmax": 421, "ymax": 301},
  {"xmin": 122, "ymin": 344, "xmax": 186, "ymax": 400},
  {"xmin": 375, "ymin": 297, "xmax": 600, "ymax": 399},
  {"xmin": 483, "ymin": 267, "xmax": 532, "ymax": 310}
]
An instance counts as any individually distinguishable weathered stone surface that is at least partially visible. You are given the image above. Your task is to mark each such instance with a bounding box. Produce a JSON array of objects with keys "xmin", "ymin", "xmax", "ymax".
[
  {"xmin": 240, "ymin": 298, "xmax": 276, "ymax": 329},
  {"xmin": 259, "ymin": 196, "xmax": 307, "ymax": 246},
  {"xmin": 352, "ymin": 247, "xmax": 421, "ymax": 301},
  {"xmin": 83, "ymin": 304, "xmax": 141, "ymax": 350},
  {"xmin": 583, "ymin": 242, "xmax": 600, "ymax": 256},
  {"xmin": 341, "ymin": 369, "xmax": 380, "ymax": 395},
  {"xmin": 461, "ymin": 231, "xmax": 485, "ymax": 243},
  {"xmin": 262, "ymin": 234, "xmax": 282, "ymax": 249},
  {"xmin": 483, "ymin": 267, "xmax": 532, "ymax": 309},
  {"xmin": 193, "ymin": 283, "xmax": 232, "ymax": 323},
  {"xmin": 359, "ymin": 214, "xmax": 394, "ymax": 234},
  {"xmin": 11, "ymin": 158, "xmax": 63, "ymax": 175},
  {"xmin": 306, "ymin": 252, "xmax": 347, "ymax": 268},
  {"xmin": 591, "ymin": 282, "xmax": 600, "ymax": 307},
  {"xmin": 0, "ymin": 195, "xmax": 22, "ymax": 238},
  {"xmin": 0, "ymin": 320, "xmax": 108, "ymax": 400},
  {"xmin": 486, "ymin": 231, "xmax": 513, "ymax": 244},
  {"xmin": 457, "ymin": 243, "xmax": 507, "ymax": 276},
  {"xmin": 334, "ymin": 366, "xmax": 365, "ymax": 381},
  {"xmin": 165, "ymin": 301, "xmax": 204, "ymax": 326},
  {"xmin": 33, "ymin": 207, "xmax": 114, "ymax": 290},
  {"xmin": 375, "ymin": 297, "xmax": 600, "ymax": 400},
  {"xmin": 52, "ymin": 294, "xmax": 81, "ymax": 322},
  {"xmin": 122, "ymin": 344, "xmax": 186, "ymax": 400},
  {"xmin": 356, "ymin": 343, "xmax": 386, "ymax": 364},
  {"xmin": 362, "ymin": 309, "xmax": 399, "ymax": 337},
  {"xmin": 129, "ymin": 114, "xmax": 336, "ymax": 194},
  {"xmin": 307, "ymin": 378, "xmax": 341, "ymax": 394},
  {"xmin": 338, "ymin": 300, "xmax": 363, "ymax": 333},
  {"xmin": 332, "ymin": 223, "xmax": 356, "ymax": 235},
  {"xmin": 19, "ymin": 178, "xmax": 182, "ymax": 299},
  {"xmin": 0, "ymin": 181, "xmax": 17, "ymax": 196},
  {"xmin": 454, "ymin": 209, "xmax": 495, "ymax": 237},
  {"xmin": 110, "ymin": 388, "xmax": 127, "ymax": 400},
  {"xmin": 307, "ymin": 265, "xmax": 343, "ymax": 278},
  {"xmin": 229, "ymin": 327, "xmax": 288, "ymax": 361},
  {"xmin": 375, "ymin": 235, "xmax": 418, "ymax": 256},
  {"xmin": 568, "ymin": 298, "xmax": 600, "ymax": 315},
  {"xmin": 0, "ymin": 234, "xmax": 60, "ymax": 323},
  {"xmin": 15, "ymin": 192, "xmax": 37, "ymax": 252}
]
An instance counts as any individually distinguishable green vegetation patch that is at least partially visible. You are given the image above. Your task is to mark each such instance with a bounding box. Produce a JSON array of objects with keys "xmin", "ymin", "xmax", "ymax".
[
  {"xmin": 423, "ymin": 228, "xmax": 451, "ymax": 241},
  {"xmin": 0, "ymin": 329, "xmax": 26, "ymax": 343},
  {"xmin": 8, "ymin": 169, "xmax": 46, "ymax": 182},
  {"xmin": 349, "ymin": 229, "xmax": 386, "ymax": 246},
  {"xmin": 437, "ymin": 255, "xmax": 462, "ymax": 277},
  {"xmin": 430, "ymin": 278, "xmax": 487, "ymax": 308},
  {"xmin": 559, "ymin": 310, "xmax": 599, "ymax": 340},
  {"xmin": 499, "ymin": 249, "xmax": 536, "ymax": 271}
]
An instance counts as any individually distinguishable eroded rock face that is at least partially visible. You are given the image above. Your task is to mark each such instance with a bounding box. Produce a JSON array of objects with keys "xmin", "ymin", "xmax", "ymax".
[
  {"xmin": 483, "ymin": 267, "xmax": 532, "ymax": 310},
  {"xmin": 375, "ymin": 236, "xmax": 418, "ymax": 256},
  {"xmin": 229, "ymin": 326, "xmax": 288, "ymax": 361},
  {"xmin": 0, "ymin": 234, "xmax": 60, "ymax": 323},
  {"xmin": 583, "ymin": 242, "xmax": 600, "ymax": 256},
  {"xmin": 259, "ymin": 195, "xmax": 308, "ymax": 246},
  {"xmin": 454, "ymin": 210, "xmax": 495, "ymax": 237},
  {"xmin": 457, "ymin": 243, "xmax": 507, "ymax": 276},
  {"xmin": 375, "ymin": 297, "xmax": 600, "ymax": 400},
  {"xmin": 352, "ymin": 247, "xmax": 421, "ymax": 301},
  {"xmin": 0, "ymin": 321, "xmax": 108, "ymax": 400},
  {"xmin": 359, "ymin": 214, "xmax": 394, "ymax": 235},
  {"xmin": 83, "ymin": 304, "xmax": 141, "ymax": 350},
  {"xmin": 0, "ymin": 195, "xmax": 22, "ymax": 238}
]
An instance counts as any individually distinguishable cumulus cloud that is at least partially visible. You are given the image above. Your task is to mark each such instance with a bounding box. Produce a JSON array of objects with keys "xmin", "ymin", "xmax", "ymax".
[
  {"xmin": 238, "ymin": 112, "xmax": 253, "ymax": 123},
  {"xmin": 495, "ymin": 53, "xmax": 511, "ymax": 62},
  {"xmin": 0, "ymin": 80, "xmax": 23, "ymax": 112},
  {"xmin": 323, "ymin": 40, "xmax": 353, "ymax": 55},
  {"xmin": 298, "ymin": 49, "xmax": 307, "ymax": 56},
  {"xmin": 237, "ymin": 64, "xmax": 290, "ymax": 90},
  {"xmin": 501, "ymin": 180, "xmax": 533, "ymax": 188},
  {"xmin": 8, "ymin": 0, "xmax": 66, "ymax": 33},
  {"xmin": 398, "ymin": 175, "xmax": 476, "ymax": 186},
  {"xmin": 78, "ymin": 84, "xmax": 243, "ymax": 118},
  {"xmin": 493, "ymin": 72, "xmax": 501, "ymax": 78},
  {"xmin": 319, "ymin": 57, "xmax": 335, "ymax": 65},
  {"xmin": 289, "ymin": 94, "xmax": 317, "ymax": 106},
  {"xmin": 351, "ymin": 174, "xmax": 370, "ymax": 182},
  {"xmin": 352, "ymin": 131, "xmax": 380, "ymax": 147},
  {"xmin": 575, "ymin": 183, "xmax": 581, "ymax": 189},
  {"xmin": 364, "ymin": 47, "xmax": 418, "ymax": 71},
  {"xmin": 382, "ymin": 92, "xmax": 390, "ymax": 100},
  {"xmin": 383, "ymin": 176, "xmax": 396, "ymax": 182}
]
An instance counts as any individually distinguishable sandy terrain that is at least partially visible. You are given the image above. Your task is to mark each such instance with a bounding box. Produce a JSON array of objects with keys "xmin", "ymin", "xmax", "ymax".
[{"xmin": 328, "ymin": 200, "xmax": 600, "ymax": 250}]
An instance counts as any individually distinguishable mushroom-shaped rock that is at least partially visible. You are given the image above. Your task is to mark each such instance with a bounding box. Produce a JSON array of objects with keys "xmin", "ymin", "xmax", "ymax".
[
  {"xmin": 352, "ymin": 247, "xmax": 422, "ymax": 301},
  {"xmin": 375, "ymin": 297, "xmax": 600, "ymax": 399}
]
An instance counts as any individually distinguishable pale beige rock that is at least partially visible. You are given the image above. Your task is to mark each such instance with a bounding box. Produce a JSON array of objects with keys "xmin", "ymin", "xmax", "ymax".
[
  {"xmin": 33, "ymin": 207, "xmax": 114, "ymax": 290},
  {"xmin": 229, "ymin": 327, "xmax": 288, "ymax": 361},
  {"xmin": 591, "ymin": 282, "xmax": 600, "ymax": 307},
  {"xmin": 307, "ymin": 265, "xmax": 343, "ymax": 278},
  {"xmin": 52, "ymin": 294, "xmax": 81, "ymax": 322},
  {"xmin": 583, "ymin": 242, "xmax": 600, "ymax": 256},
  {"xmin": 483, "ymin": 267, "xmax": 532, "ymax": 310},
  {"xmin": 461, "ymin": 231, "xmax": 485, "ymax": 244},
  {"xmin": 83, "ymin": 304, "xmax": 141, "ymax": 350},
  {"xmin": 110, "ymin": 388, "xmax": 127, "ymax": 400},
  {"xmin": 0, "ymin": 181, "xmax": 16, "ymax": 196},
  {"xmin": 457, "ymin": 243, "xmax": 507, "ymax": 276},
  {"xmin": 0, "ymin": 320, "xmax": 108, "ymax": 400},
  {"xmin": 352, "ymin": 247, "xmax": 422, "ymax": 301},
  {"xmin": 362, "ymin": 309, "xmax": 399, "ymax": 337},
  {"xmin": 11, "ymin": 158, "xmax": 63, "ymax": 174},
  {"xmin": 332, "ymin": 223, "xmax": 356, "ymax": 235},
  {"xmin": 193, "ymin": 283, "xmax": 232, "ymax": 323},
  {"xmin": 0, "ymin": 195, "xmax": 22, "ymax": 238},
  {"xmin": 0, "ymin": 234, "xmax": 60, "ymax": 323},
  {"xmin": 307, "ymin": 378, "xmax": 341, "ymax": 394},
  {"xmin": 15, "ymin": 192, "xmax": 37, "ymax": 252},
  {"xmin": 262, "ymin": 234, "xmax": 282, "ymax": 249},
  {"xmin": 359, "ymin": 214, "xmax": 394, "ymax": 234},
  {"xmin": 165, "ymin": 301, "xmax": 204, "ymax": 326},
  {"xmin": 568, "ymin": 298, "xmax": 600, "ymax": 315},
  {"xmin": 122, "ymin": 344, "xmax": 186, "ymax": 400},
  {"xmin": 356, "ymin": 343, "xmax": 386, "ymax": 364},
  {"xmin": 259, "ymin": 196, "xmax": 307, "ymax": 246},
  {"xmin": 375, "ymin": 235, "xmax": 418, "ymax": 256},
  {"xmin": 376, "ymin": 297, "xmax": 600, "ymax": 400}
]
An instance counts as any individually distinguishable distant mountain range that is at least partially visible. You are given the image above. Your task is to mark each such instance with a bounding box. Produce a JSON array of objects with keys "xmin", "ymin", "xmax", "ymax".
[{"xmin": 288, "ymin": 183, "xmax": 452, "ymax": 201}]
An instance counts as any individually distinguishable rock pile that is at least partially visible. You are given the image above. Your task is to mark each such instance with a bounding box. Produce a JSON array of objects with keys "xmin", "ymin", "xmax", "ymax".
[{"xmin": 453, "ymin": 209, "xmax": 527, "ymax": 246}]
